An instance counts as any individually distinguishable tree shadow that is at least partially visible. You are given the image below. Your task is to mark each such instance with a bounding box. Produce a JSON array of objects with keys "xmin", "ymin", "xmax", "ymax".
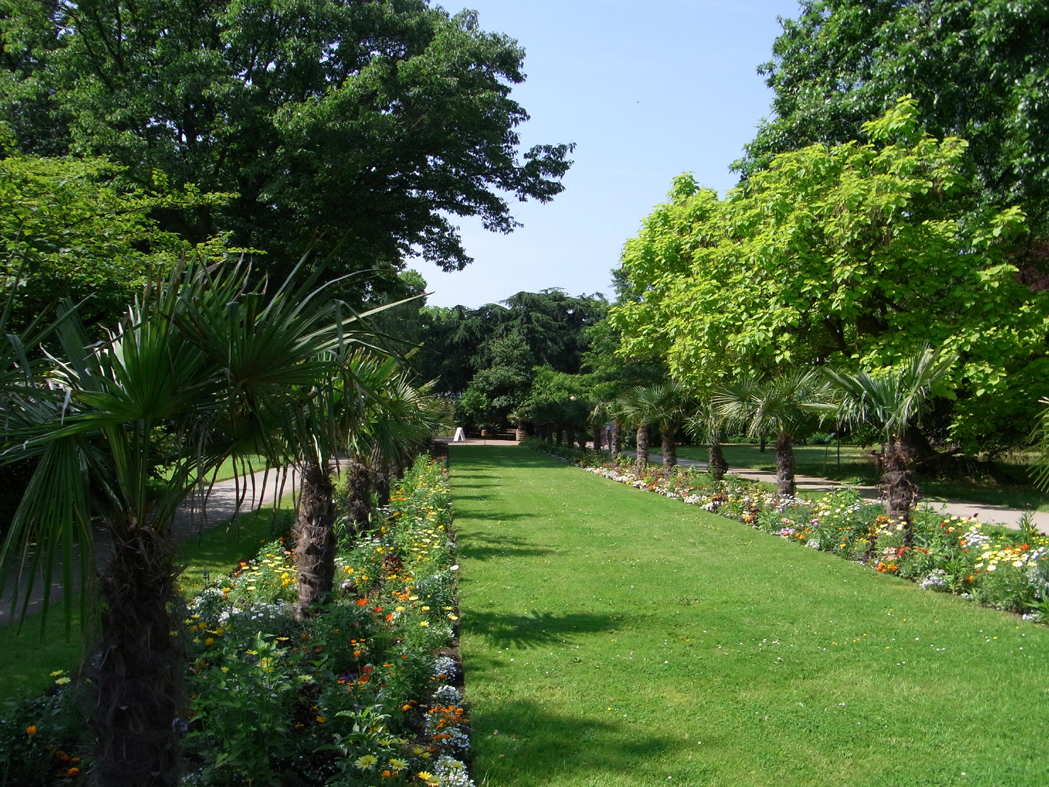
[
  {"xmin": 464, "ymin": 609, "xmax": 617, "ymax": 650},
  {"xmin": 467, "ymin": 698, "xmax": 684, "ymax": 786},
  {"xmin": 457, "ymin": 532, "xmax": 553, "ymax": 563}
]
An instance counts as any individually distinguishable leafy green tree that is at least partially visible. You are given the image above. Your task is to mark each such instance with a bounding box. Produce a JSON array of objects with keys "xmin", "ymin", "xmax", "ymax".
[
  {"xmin": 737, "ymin": 0, "xmax": 1049, "ymax": 244},
  {"xmin": 0, "ymin": 153, "xmax": 218, "ymax": 332},
  {"xmin": 525, "ymin": 367, "xmax": 594, "ymax": 446},
  {"xmin": 454, "ymin": 331, "xmax": 535, "ymax": 432},
  {"xmin": 611, "ymin": 99, "xmax": 1049, "ymax": 452},
  {"xmin": 813, "ymin": 348, "xmax": 958, "ymax": 534},
  {"xmin": 0, "ymin": 0, "xmax": 573, "ymax": 287}
]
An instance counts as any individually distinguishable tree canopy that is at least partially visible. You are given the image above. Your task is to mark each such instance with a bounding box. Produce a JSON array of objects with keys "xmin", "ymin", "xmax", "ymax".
[
  {"xmin": 611, "ymin": 100, "xmax": 1049, "ymax": 452},
  {"xmin": 0, "ymin": 0, "xmax": 573, "ymax": 287},
  {"xmin": 737, "ymin": 0, "xmax": 1049, "ymax": 251}
]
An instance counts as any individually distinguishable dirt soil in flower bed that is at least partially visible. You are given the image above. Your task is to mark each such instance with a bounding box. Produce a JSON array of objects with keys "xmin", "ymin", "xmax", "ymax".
[{"xmin": 450, "ymin": 445, "xmax": 1049, "ymax": 787}]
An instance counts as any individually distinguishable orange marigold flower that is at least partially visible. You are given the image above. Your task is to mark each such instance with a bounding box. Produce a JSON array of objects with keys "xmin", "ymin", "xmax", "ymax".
[
  {"xmin": 356, "ymin": 598, "xmax": 368, "ymax": 606},
  {"xmin": 26, "ymin": 725, "xmax": 38, "ymax": 738}
]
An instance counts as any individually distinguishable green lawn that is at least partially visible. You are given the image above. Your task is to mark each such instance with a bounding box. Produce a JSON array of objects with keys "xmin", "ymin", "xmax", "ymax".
[
  {"xmin": 676, "ymin": 443, "xmax": 1049, "ymax": 511},
  {"xmin": 452, "ymin": 446, "xmax": 1049, "ymax": 787}
]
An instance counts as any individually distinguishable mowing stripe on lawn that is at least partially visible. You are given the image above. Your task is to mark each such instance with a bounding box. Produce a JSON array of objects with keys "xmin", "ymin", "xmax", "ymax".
[{"xmin": 451, "ymin": 446, "xmax": 1049, "ymax": 787}]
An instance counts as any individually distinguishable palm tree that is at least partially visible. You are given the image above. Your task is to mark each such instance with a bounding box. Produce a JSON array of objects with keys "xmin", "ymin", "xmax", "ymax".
[
  {"xmin": 629, "ymin": 382, "xmax": 691, "ymax": 473},
  {"xmin": 814, "ymin": 348, "xmax": 957, "ymax": 534},
  {"xmin": 617, "ymin": 383, "xmax": 690, "ymax": 474},
  {"xmin": 507, "ymin": 406, "xmax": 529, "ymax": 441},
  {"xmin": 686, "ymin": 401, "xmax": 729, "ymax": 481},
  {"xmin": 616, "ymin": 388, "xmax": 651, "ymax": 474},
  {"xmin": 0, "ymin": 259, "xmax": 372, "ymax": 785},
  {"xmin": 713, "ymin": 370, "xmax": 830, "ymax": 498}
]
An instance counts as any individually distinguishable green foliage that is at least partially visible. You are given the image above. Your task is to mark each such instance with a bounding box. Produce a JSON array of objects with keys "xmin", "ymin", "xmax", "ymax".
[
  {"xmin": 436, "ymin": 289, "xmax": 608, "ymax": 431},
  {"xmin": 611, "ymin": 100, "xmax": 1049, "ymax": 451},
  {"xmin": 737, "ymin": 0, "xmax": 1049, "ymax": 242},
  {"xmin": 0, "ymin": 0, "xmax": 573, "ymax": 284},
  {"xmin": 0, "ymin": 154, "xmax": 222, "ymax": 332}
]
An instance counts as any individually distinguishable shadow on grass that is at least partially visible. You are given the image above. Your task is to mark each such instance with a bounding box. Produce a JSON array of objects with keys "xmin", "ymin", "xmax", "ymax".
[
  {"xmin": 469, "ymin": 698, "xmax": 682, "ymax": 786},
  {"xmin": 458, "ymin": 533, "xmax": 553, "ymax": 563},
  {"xmin": 466, "ymin": 609, "xmax": 617, "ymax": 650}
]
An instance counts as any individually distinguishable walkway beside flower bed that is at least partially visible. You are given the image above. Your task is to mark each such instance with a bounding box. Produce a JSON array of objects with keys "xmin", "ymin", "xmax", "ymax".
[
  {"xmin": 628, "ymin": 449, "xmax": 1049, "ymax": 533},
  {"xmin": 450, "ymin": 445, "xmax": 1049, "ymax": 787}
]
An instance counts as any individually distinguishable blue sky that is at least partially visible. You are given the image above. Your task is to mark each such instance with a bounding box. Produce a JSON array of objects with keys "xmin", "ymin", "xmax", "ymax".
[{"xmin": 414, "ymin": 0, "xmax": 803, "ymax": 308}]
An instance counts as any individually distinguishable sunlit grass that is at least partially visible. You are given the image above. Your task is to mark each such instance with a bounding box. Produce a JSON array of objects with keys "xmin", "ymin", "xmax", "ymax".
[{"xmin": 453, "ymin": 445, "xmax": 1049, "ymax": 787}]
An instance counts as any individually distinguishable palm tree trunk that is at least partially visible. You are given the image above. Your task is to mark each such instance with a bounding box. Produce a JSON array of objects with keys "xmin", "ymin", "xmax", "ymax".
[
  {"xmin": 295, "ymin": 459, "xmax": 336, "ymax": 619},
  {"xmin": 661, "ymin": 430, "xmax": 677, "ymax": 473},
  {"xmin": 593, "ymin": 424, "xmax": 602, "ymax": 451},
  {"xmin": 708, "ymin": 442, "xmax": 728, "ymax": 481},
  {"xmin": 515, "ymin": 421, "xmax": 527, "ymax": 440},
  {"xmin": 611, "ymin": 422, "xmax": 623, "ymax": 456},
  {"xmin": 636, "ymin": 425, "xmax": 649, "ymax": 474},
  {"xmin": 90, "ymin": 526, "xmax": 185, "ymax": 787},
  {"xmin": 345, "ymin": 456, "xmax": 372, "ymax": 537},
  {"xmin": 775, "ymin": 430, "xmax": 796, "ymax": 498},
  {"xmin": 881, "ymin": 438, "xmax": 917, "ymax": 543}
]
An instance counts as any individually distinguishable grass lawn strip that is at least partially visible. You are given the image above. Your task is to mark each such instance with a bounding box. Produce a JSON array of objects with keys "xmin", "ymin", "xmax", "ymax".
[{"xmin": 452, "ymin": 445, "xmax": 1049, "ymax": 787}]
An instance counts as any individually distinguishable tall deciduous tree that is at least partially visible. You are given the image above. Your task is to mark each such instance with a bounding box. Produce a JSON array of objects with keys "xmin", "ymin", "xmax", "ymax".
[
  {"xmin": 0, "ymin": 0, "xmax": 573, "ymax": 285},
  {"xmin": 737, "ymin": 0, "xmax": 1049, "ymax": 245},
  {"xmin": 611, "ymin": 100, "xmax": 1049, "ymax": 453}
]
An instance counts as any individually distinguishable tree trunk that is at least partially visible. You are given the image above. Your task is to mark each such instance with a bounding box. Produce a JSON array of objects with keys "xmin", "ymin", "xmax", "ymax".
[
  {"xmin": 759, "ymin": 432, "xmax": 767, "ymax": 453},
  {"xmin": 611, "ymin": 422, "xmax": 623, "ymax": 456},
  {"xmin": 775, "ymin": 430, "xmax": 796, "ymax": 498},
  {"xmin": 708, "ymin": 442, "xmax": 728, "ymax": 481},
  {"xmin": 881, "ymin": 438, "xmax": 917, "ymax": 543},
  {"xmin": 89, "ymin": 526, "xmax": 185, "ymax": 787},
  {"xmin": 661, "ymin": 430, "xmax": 676, "ymax": 473},
  {"xmin": 554, "ymin": 427, "xmax": 563, "ymax": 445},
  {"xmin": 295, "ymin": 460, "xmax": 337, "ymax": 619},
  {"xmin": 515, "ymin": 421, "xmax": 527, "ymax": 440},
  {"xmin": 636, "ymin": 426, "xmax": 649, "ymax": 475},
  {"xmin": 345, "ymin": 456, "xmax": 372, "ymax": 537},
  {"xmin": 593, "ymin": 424, "xmax": 602, "ymax": 451}
]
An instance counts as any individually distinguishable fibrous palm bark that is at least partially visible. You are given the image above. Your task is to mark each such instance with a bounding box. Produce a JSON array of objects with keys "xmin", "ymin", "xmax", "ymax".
[
  {"xmin": 294, "ymin": 460, "xmax": 337, "ymax": 619},
  {"xmin": 636, "ymin": 425, "xmax": 649, "ymax": 474},
  {"xmin": 775, "ymin": 431, "xmax": 796, "ymax": 498}
]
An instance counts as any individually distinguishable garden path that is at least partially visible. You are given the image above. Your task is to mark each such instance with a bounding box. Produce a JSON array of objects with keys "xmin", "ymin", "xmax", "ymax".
[
  {"xmin": 634, "ymin": 449, "xmax": 1049, "ymax": 534},
  {"xmin": 0, "ymin": 466, "xmax": 298, "ymax": 627}
]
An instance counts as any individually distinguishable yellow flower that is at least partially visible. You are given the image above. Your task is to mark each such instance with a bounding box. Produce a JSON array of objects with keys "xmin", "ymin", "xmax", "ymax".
[
  {"xmin": 389, "ymin": 758, "xmax": 408, "ymax": 771},
  {"xmin": 316, "ymin": 715, "xmax": 327, "ymax": 724},
  {"xmin": 419, "ymin": 621, "xmax": 429, "ymax": 627},
  {"xmin": 25, "ymin": 725, "xmax": 38, "ymax": 738},
  {"xmin": 355, "ymin": 754, "xmax": 378, "ymax": 769},
  {"xmin": 55, "ymin": 677, "xmax": 71, "ymax": 685}
]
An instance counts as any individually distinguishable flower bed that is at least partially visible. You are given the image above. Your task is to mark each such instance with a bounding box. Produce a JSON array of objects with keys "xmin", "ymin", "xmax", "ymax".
[
  {"xmin": 181, "ymin": 456, "xmax": 472, "ymax": 786},
  {"xmin": 0, "ymin": 456, "xmax": 473, "ymax": 787},
  {"xmin": 524, "ymin": 438, "xmax": 1049, "ymax": 622}
]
